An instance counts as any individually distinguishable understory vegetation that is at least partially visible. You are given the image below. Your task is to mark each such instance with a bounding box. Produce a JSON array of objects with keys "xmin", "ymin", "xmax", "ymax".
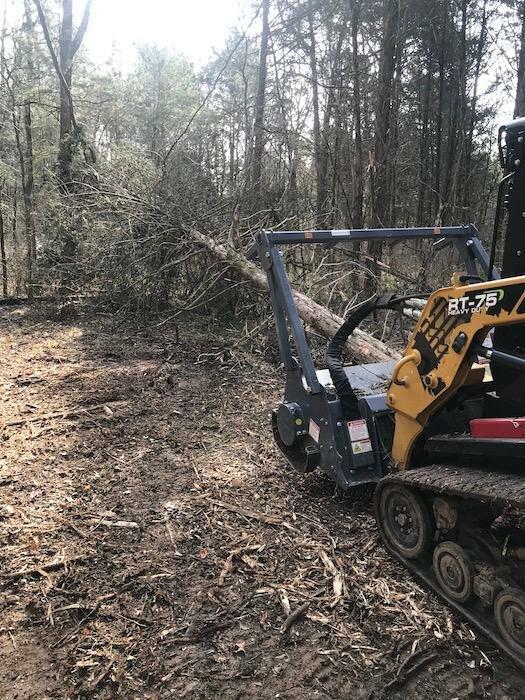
[{"xmin": 0, "ymin": 0, "xmax": 524, "ymax": 331}]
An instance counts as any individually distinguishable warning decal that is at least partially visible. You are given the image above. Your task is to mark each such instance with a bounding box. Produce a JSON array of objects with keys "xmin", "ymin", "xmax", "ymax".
[
  {"xmin": 309, "ymin": 419, "xmax": 320, "ymax": 444},
  {"xmin": 347, "ymin": 419, "xmax": 373, "ymax": 454},
  {"xmin": 351, "ymin": 439, "xmax": 373, "ymax": 454},
  {"xmin": 347, "ymin": 419, "xmax": 370, "ymax": 442}
]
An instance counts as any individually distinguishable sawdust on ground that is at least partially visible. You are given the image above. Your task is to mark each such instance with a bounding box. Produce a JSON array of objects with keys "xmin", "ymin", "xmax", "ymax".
[{"xmin": 0, "ymin": 305, "xmax": 523, "ymax": 699}]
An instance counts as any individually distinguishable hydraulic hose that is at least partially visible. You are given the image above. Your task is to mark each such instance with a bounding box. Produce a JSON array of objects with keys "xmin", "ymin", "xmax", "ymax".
[
  {"xmin": 325, "ymin": 295, "xmax": 379, "ymax": 419},
  {"xmin": 325, "ymin": 292, "xmax": 426, "ymax": 418}
]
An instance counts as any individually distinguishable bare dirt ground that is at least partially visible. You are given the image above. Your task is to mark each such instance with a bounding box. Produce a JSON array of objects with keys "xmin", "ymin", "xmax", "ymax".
[{"xmin": 0, "ymin": 305, "xmax": 524, "ymax": 699}]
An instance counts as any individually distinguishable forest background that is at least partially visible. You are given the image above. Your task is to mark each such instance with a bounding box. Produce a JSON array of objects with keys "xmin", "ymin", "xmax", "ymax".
[{"xmin": 1, "ymin": 0, "xmax": 524, "ymax": 339}]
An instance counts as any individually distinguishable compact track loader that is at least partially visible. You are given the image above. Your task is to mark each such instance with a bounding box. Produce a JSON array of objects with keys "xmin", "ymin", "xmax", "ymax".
[{"xmin": 252, "ymin": 117, "xmax": 525, "ymax": 669}]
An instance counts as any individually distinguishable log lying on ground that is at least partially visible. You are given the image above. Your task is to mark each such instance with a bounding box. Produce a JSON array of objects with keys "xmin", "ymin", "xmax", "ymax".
[{"xmin": 189, "ymin": 229, "xmax": 401, "ymax": 364}]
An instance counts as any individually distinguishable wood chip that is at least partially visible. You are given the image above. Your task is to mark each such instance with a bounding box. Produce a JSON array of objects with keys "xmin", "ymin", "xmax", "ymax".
[
  {"xmin": 95, "ymin": 519, "xmax": 140, "ymax": 529},
  {"xmin": 218, "ymin": 553, "xmax": 234, "ymax": 586},
  {"xmin": 209, "ymin": 499, "xmax": 283, "ymax": 525}
]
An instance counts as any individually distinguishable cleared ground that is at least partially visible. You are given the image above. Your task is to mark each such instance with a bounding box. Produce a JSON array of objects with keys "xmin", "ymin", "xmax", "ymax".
[{"xmin": 0, "ymin": 305, "xmax": 523, "ymax": 699}]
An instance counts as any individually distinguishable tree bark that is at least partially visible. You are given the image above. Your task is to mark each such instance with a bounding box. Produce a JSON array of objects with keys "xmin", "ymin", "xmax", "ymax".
[
  {"xmin": 350, "ymin": 0, "xmax": 364, "ymax": 229},
  {"xmin": 307, "ymin": 0, "xmax": 324, "ymax": 228},
  {"xmin": 464, "ymin": 0, "xmax": 487, "ymax": 211},
  {"xmin": 416, "ymin": 53, "xmax": 432, "ymax": 226},
  {"xmin": 11, "ymin": 186, "xmax": 21, "ymax": 295},
  {"xmin": 11, "ymin": 102, "xmax": 35, "ymax": 299},
  {"xmin": 433, "ymin": 0, "xmax": 448, "ymax": 222},
  {"xmin": 316, "ymin": 23, "xmax": 346, "ymax": 229},
  {"xmin": 58, "ymin": 0, "xmax": 74, "ymax": 183},
  {"xmin": 24, "ymin": 101, "xmax": 36, "ymax": 264},
  {"xmin": 188, "ymin": 228, "xmax": 400, "ymax": 363}
]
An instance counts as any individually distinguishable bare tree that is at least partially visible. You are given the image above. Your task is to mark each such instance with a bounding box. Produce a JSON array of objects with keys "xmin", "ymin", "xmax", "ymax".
[
  {"xmin": 250, "ymin": 0, "xmax": 270, "ymax": 197},
  {"xmin": 33, "ymin": 0, "xmax": 92, "ymax": 187},
  {"xmin": 0, "ymin": 185, "xmax": 7, "ymax": 296},
  {"xmin": 367, "ymin": 0, "xmax": 405, "ymax": 292},
  {"xmin": 515, "ymin": 0, "xmax": 525, "ymax": 117}
]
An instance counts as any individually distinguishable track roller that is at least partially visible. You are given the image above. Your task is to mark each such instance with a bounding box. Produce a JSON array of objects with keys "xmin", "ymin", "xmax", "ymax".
[
  {"xmin": 494, "ymin": 588, "xmax": 525, "ymax": 656},
  {"xmin": 376, "ymin": 482, "xmax": 433, "ymax": 559},
  {"xmin": 432, "ymin": 542, "xmax": 474, "ymax": 603}
]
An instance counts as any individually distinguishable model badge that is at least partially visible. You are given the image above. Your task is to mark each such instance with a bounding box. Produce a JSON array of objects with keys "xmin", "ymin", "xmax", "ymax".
[{"xmin": 448, "ymin": 289, "xmax": 504, "ymax": 316}]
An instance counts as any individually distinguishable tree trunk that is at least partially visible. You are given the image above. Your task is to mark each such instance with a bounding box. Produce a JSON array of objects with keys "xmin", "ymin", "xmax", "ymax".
[
  {"xmin": 0, "ymin": 1, "xmax": 8, "ymax": 137},
  {"xmin": 350, "ymin": 0, "xmax": 364, "ymax": 229},
  {"xmin": 11, "ymin": 99, "xmax": 35, "ymax": 299},
  {"xmin": 388, "ymin": 12, "xmax": 406, "ymax": 226},
  {"xmin": 307, "ymin": 0, "xmax": 324, "ymax": 228},
  {"xmin": 188, "ymin": 228, "xmax": 400, "ymax": 363},
  {"xmin": 22, "ymin": 105, "xmax": 34, "ymax": 298},
  {"xmin": 316, "ymin": 23, "xmax": 346, "ymax": 229},
  {"xmin": 12, "ymin": 186, "xmax": 21, "ymax": 295},
  {"xmin": 58, "ymin": 0, "xmax": 74, "ymax": 184},
  {"xmin": 250, "ymin": 0, "xmax": 270, "ymax": 196},
  {"xmin": 24, "ymin": 101, "xmax": 36, "ymax": 263},
  {"xmin": 515, "ymin": 0, "xmax": 525, "ymax": 118},
  {"xmin": 464, "ymin": 0, "xmax": 487, "ymax": 211},
  {"xmin": 433, "ymin": 0, "xmax": 448, "ymax": 221},
  {"xmin": 449, "ymin": 0, "xmax": 469, "ymax": 217},
  {"xmin": 366, "ymin": 0, "xmax": 403, "ymax": 294},
  {"xmin": 0, "ymin": 189, "xmax": 7, "ymax": 296},
  {"xmin": 416, "ymin": 53, "xmax": 432, "ymax": 226}
]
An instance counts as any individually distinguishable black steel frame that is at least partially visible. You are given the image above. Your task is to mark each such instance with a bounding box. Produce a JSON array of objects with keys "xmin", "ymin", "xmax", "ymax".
[{"xmin": 250, "ymin": 224, "xmax": 495, "ymax": 395}]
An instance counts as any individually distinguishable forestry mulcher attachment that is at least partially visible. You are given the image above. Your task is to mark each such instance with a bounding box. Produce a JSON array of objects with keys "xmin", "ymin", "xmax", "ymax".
[{"xmin": 251, "ymin": 117, "xmax": 525, "ymax": 669}]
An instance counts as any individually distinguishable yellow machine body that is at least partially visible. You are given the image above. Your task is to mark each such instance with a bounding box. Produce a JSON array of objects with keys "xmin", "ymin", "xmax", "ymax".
[{"xmin": 388, "ymin": 273, "xmax": 525, "ymax": 468}]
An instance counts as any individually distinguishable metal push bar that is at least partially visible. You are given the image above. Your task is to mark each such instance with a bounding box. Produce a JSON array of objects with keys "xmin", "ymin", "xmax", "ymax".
[{"xmin": 250, "ymin": 224, "xmax": 496, "ymax": 395}]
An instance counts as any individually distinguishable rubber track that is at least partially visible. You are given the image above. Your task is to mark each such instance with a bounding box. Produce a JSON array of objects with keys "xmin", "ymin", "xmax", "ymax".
[
  {"xmin": 388, "ymin": 464, "xmax": 525, "ymax": 510},
  {"xmin": 375, "ymin": 465, "xmax": 525, "ymax": 672}
]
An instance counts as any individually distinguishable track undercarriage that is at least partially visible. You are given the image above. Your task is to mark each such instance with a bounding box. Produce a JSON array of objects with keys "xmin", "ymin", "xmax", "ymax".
[{"xmin": 375, "ymin": 465, "xmax": 525, "ymax": 669}]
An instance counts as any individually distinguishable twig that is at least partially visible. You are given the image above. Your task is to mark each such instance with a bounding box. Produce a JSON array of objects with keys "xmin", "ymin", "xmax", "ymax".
[
  {"xmin": 2, "ymin": 400, "xmax": 127, "ymax": 428},
  {"xmin": 160, "ymin": 621, "xmax": 232, "ymax": 643},
  {"xmin": 384, "ymin": 648, "xmax": 439, "ymax": 691},
  {"xmin": 281, "ymin": 602, "xmax": 310, "ymax": 635},
  {"xmin": 4, "ymin": 555, "xmax": 87, "ymax": 581},
  {"xmin": 89, "ymin": 519, "xmax": 140, "ymax": 530},
  {"xmin": 218, "ymin": 553, "xmax": 234, "ymax": 586}
]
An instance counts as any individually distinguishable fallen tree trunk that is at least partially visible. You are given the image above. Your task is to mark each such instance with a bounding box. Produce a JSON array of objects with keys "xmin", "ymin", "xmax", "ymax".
[{"xmin": 189, "ymin": 229, "xmax": 401, "ymax": 363}]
